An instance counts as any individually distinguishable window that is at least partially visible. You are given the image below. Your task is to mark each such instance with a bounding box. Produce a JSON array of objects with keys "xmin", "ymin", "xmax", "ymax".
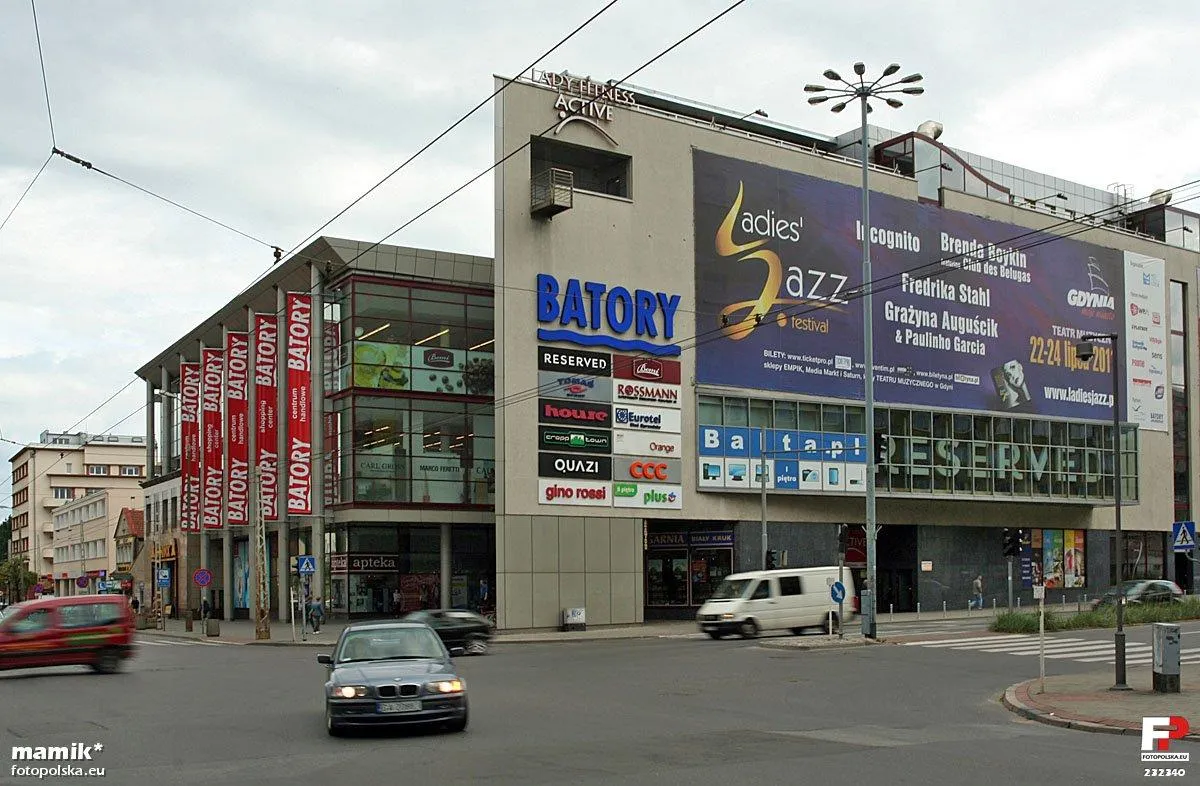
[
  {"xmin": 749, "ymin": 581, "xmax": 772, "ymax": 600},
  {"xmin": 530, "ymin": 137, "xmax": 631, "ymax": 198},
  {"xmin": 121, "ymin": 465, "xmax": 140, "ymax": 476},
  {"xmin": 52, "ymin": 487, "xmax": 73, "ymax": 499},
  {"xmin": 87, "ymin": 465, "xmax": 109, "ymax": 476},
  {"xmin": 778, "ymin": 576, "xmax": 803, "ymax": 596},
  {"xmin": 6, "ymin": 609, "xmax": 52, "ymax": 634}
]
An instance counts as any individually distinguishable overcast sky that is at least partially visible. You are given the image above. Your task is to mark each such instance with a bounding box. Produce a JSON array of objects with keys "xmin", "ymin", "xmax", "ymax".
[{"xmin": 2, "ymin": 0, "xmax": 1199, "ymax": 515}]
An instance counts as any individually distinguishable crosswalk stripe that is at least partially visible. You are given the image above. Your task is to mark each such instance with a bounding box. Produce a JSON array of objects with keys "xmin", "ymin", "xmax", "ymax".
[
  {"xmin": 998, "ymin": 641, "xmax": 1150, "ymax": 654},
  {"xmin": 902, "ymin": 634, "xmax": 1033, "ymax": 647},
  {"xmin": 962, "ymin": 637, "xmax": 1090, "ymax": 651}
]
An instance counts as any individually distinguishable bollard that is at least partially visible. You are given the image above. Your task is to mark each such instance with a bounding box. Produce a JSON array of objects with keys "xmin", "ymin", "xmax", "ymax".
[
  {"xmin": 1062, "ymin": 594, "xmax": 1067, "ymax": 608},
  {"xmin": 917, "ymin": 602, "xmax": 922, "ymax": 619},
  {"xmin": 890, "ymin": 603, "xmax": 894, "ymax": 622},
  {"xmin": 827, "ymin": 610, "xmax": 834, "ymax": 637},
  {"xmin": 943, "ymin": 600, "xmax": 947, "ymax": 619},
  {"xmin": 992, "ymin": 598, "xmax": 997, "ymax": 610},
  {"xmin": 1017, "ymin": 597, "xmax": 1022, "ymax": 610}
]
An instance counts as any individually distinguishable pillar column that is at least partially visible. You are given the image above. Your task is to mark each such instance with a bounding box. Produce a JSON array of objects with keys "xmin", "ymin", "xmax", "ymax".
[
  {"xmin": 309, "ymin": 263, "xmax": 326, "ymax": 603},
  {"xmin": 441, "ymin": 523, "xmax": 452, "ymax": 610}
]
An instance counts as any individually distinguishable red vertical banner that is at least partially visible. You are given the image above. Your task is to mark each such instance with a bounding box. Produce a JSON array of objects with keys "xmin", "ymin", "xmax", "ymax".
[
  {"xmin": 286, "ymin": 292, "xmax": 313, "ymax": 516},
  {"xmin": 254, "ymin": 313, "xmax": 279, "ymax": 521},
  {"xmin": 180, "ymin": 362, "xmax": 202, "ymax": 532},
  {"xmin": 225, "ymin": 332, "xmax": 250, "ymax": 525},
  {"xmin": 201, "ymin": 347, "xmax": 225, "ymax": 529}
]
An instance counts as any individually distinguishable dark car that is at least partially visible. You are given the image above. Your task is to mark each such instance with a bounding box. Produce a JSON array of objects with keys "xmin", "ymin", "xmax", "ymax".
[
  {"xmin": 404, "ymin": 609, "xmax": 494, "ymax": 655},
  {"xmin": 1091, "ymin": 579, "xmax": 1184, "ymax": 609},
  {"xmin": 318, "ymin": 621, "xmax": 468, "ymax": 736}
]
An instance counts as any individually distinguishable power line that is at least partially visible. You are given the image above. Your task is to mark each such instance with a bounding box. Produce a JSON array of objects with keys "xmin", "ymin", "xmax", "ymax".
[
  {"xmin": 277, "ymin": 0, "xmax": 623, "ymax": 267},
  {"xmin": 0, "ymin": 152, "xmax": 53, "ymax": 235},
  {"xmin": 50, "ymin": 148, "xmax": 279, "ymax": 251},
  {"xmin": 30, "ymin": 0, "xmax": 55, "ymax": 147}
]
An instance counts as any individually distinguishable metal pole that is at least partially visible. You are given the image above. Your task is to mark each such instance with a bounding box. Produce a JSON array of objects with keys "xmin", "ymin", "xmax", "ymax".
[
  {"xmin": 1007, "ymin": 556, "xmax": 1014, "ymax": 611},
  {"xmin": 1038, "ymin": 591, "xmax": 1045, "ymax": 694},
  {"xmin": 253, "ymin": 464, "xmax": 270, "ymax": 640},
  {"xmin": 859, "ymin": 94, "xmax": 878, "ymax": 640},
  {"xmin": 1112, "ymin": 336, "xmax": 1129, "ymax": 690},
  {"xmin": 838, "ymin": 553, "xmax": 845, "ymax": 638},
  {"xmin": 760, "ymin": 426, "xmax": 768, "ymax": 569}
]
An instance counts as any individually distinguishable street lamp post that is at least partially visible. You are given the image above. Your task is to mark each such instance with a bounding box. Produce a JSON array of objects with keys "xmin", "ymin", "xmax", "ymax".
[
  {"xmin": 806, "ymin": 63, "xmax": 923, "ymax": 639},
  {"xmin": 1075, "ymin": 333, "xmax": 1130, "ymax": 691}
]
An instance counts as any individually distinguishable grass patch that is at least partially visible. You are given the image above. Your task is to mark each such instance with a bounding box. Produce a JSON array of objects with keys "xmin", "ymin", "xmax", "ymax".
[{"xmin": 991, "ymin": 598, "xmax": 1200, "ymax": 633}]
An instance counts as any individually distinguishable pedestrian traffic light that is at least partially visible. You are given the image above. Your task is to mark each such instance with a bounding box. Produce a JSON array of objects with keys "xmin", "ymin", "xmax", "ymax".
[
  {"xmin": 837, "ymin": 524, "xmax": 848, "ymax": 554},
  {"xmin": 1002, "ymin": 528, "xmax": 1020, "ymax": 557},
  {"xmin": 765, "ymin": 550, "xmax": 778, "ymax": 569},
  {"xmin": 874, "ymin": 431, "xmax": 889, "ymax": 466}
]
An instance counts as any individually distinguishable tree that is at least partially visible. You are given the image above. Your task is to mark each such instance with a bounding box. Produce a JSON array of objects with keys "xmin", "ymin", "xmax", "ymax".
[
  {"xmin": 0, "ymin": 556, "xmax": 37, "ymax": 602},
  {"xmin": 0, "ymin": 516, "xmax": 9, "ymax": 562}
]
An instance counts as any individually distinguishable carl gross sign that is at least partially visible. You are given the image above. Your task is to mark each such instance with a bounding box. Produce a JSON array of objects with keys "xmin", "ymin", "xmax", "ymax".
[{"xmin": 538, "ymin": 451, "xmax": 613, "ymax": 480}]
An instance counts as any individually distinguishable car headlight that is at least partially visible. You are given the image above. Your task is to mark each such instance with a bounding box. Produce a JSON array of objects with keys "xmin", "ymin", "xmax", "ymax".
[
  {"xmin": 330, "ymin": 685, "xmax": 368, "ymax": 698},
  {"xmin": 426, "ymin": 679, "xmax": 464, "ymax": 694},
  {"xmin": 721, "ymin": 613, "xmax": 734, "ymax": 620}
]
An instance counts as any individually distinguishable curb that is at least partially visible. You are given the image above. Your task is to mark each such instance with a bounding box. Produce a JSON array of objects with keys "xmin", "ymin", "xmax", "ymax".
[
  {"xmin": 1000, "ymin": 680, "xmax": 1200, "ymax": 741},
  {"xmin": 757, "ymin": 637, "xmax": 874, "ymax": 651}
]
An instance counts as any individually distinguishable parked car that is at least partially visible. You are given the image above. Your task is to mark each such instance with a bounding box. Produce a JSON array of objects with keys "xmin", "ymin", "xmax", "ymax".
[
  {"xmin": 1091, "ymin": 579, "xmax": 1184, "ymax": 609},
  {"xmin": 0, "ymin": 594, "xmax": 135, "ymax": 674},
  {"xmin": 318, "ymin": 621, "xmax": 468, "ymax": 736},
  {"xmin": 404, "ymin": 609, "xmax": 494, "ymax": 655}
]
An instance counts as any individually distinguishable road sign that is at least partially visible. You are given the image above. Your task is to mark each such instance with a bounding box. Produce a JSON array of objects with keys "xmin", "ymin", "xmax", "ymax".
[
  {"xmin": 193, "ymin": 568, "xmax": 213, "ymax": 588},
  {"xmin": 1172, "ymin": 521, "xmax": 1196, "ymax": 553},
  {"xmin": 297, "ymin": 556, "xmax": 316, "ymax": 576},
  {"xmin": 76, "ymin": 576, "xmax": 89, "ymax": 589},
  {"xmin": 156, "ymin": 568, "xmax": 171, "ymax": 588},
  {"xmin": 96, "ymin": 581, "xmax": 109, "ymax": 592},
  {"xmin": 830, "ymin": 581, "xmax": 846, "ymax": 604}
]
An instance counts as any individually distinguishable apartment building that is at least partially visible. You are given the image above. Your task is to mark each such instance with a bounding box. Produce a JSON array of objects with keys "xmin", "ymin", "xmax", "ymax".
[
  {"xmin": 51, "ymin": 489, "xmax": 144, "ymax": 597},
  {"xmin": 8, "ymin": 430, "xmax": 147, "ymax": 589}
]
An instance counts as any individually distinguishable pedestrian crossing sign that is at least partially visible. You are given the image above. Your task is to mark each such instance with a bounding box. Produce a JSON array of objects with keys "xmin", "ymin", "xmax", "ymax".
[{"xmin": 1172, "ymin": 521, "xmax": 1196, "ymax": 553}]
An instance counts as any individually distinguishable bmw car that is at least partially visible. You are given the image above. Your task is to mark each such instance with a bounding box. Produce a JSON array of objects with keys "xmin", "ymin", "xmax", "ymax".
[{"xmin": 318, "ymin": 621, "xmax": 468, "ymax": 736}]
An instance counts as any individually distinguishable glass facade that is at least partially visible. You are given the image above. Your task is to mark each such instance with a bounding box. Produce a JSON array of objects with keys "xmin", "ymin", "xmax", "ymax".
[
  {"xmin": 698, "ymin": 393, "xmax": 1139, "ymax": 503},
  {"xmin": 327, "ymin": 276, "xmax": 495, "ymax": 508},
  {"xmin": 1171, "ymin": 280, "xmax": 1189, "ymax": 522}
]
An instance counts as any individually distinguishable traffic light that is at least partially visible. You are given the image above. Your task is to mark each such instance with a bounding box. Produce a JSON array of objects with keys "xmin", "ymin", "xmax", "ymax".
[
  {"xmin": 874, "ymin": 431, "xmax": 889, "ymax": 466},
  {"xmin": 837, "ymin": 524, "xmax": 848, "ymax": 554},
  {"xmin": 1002, "ymin": 528, "xmax": 1021, "ymax": 558},
  {"xmin": 765, "ymin": 550, "xmax": 778, "ymax": 570}
]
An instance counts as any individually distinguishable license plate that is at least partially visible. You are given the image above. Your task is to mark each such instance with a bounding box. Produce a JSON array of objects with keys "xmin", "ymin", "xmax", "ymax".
[{"xmin": 377, "ymin": 700, "xmax": 422, "ymax": 714}]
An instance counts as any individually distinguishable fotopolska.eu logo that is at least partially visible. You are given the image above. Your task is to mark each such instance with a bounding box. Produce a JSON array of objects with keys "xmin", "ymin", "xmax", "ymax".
[{"xmin": 1141, "ymin": 716, "xmax": 1190, "ymax": 762}]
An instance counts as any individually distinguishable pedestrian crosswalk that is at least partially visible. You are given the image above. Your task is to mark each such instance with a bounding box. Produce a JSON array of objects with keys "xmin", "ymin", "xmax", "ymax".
[
  {"xmin": 136, "ymin": 636, "xmax": 230, "ymax": 648},
  {"xmin": 901, "ymin": 634, "xmax": 1200, "ymax": 666}
]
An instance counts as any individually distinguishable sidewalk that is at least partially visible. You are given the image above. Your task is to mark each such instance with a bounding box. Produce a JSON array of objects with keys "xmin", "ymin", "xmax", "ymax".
[
  {"xmin": 1003, "ymin": 665, "xmax": 1200, "ymax": 741},
  {"xmin": 141, "ymin": 605, "xmax": 1029, "ymax": 647}
]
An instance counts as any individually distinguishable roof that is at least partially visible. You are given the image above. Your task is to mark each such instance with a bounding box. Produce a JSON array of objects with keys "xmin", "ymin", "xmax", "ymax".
[
  {"xmin": 117, "ymin": 507, "xmax": 145, "ymax": 538},
  {"xmin": 343, "ymin": 620, "xmax": 428, "ymax": 632}
]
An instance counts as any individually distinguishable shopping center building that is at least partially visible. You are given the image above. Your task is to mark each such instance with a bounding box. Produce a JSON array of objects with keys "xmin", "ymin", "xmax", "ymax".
[{"xmin": 135, "ymin": 70, "xmax": 1200, "ymax": 629}]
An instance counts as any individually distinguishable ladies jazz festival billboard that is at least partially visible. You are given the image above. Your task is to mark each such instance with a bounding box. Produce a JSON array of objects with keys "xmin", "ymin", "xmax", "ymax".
[{"xmin": 693, "ymin": 150, "xmax": 1168, "ymax": 430}]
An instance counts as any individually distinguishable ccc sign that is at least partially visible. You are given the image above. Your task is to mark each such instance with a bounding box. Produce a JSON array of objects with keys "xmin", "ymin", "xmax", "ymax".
[{"xmin": 624, "ymin": 458, "xmax": 681, "ymax": 484}]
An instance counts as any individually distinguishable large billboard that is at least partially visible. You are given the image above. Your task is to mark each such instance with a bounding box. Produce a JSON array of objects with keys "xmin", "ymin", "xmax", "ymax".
[{"xmin": 693, "ymin": 150, "xmax": 1168, "ymax": 430}]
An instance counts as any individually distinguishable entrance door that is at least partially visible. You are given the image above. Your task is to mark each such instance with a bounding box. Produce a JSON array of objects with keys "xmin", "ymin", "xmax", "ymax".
[
  {"xmin": 645, "ymin": 551, "xmax": 689, "ymax": 607},
  {"xmin": 879, "ymin": 568, "xmax": 917, "ymax": 613}
]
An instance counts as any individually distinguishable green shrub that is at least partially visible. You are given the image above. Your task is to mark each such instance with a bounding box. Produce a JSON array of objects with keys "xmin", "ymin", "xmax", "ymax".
[{"xmin": 990, "ymin": 598, "xmax": 1200, "ymax": 633}]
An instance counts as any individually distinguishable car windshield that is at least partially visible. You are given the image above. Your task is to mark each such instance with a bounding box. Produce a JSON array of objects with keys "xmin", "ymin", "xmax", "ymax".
[
  {"xmin": 1102, "ymin": 581, "xmax": 1145, "ymax": 597},
  {"xmin": 336, "ymin": 627, "xmax": 445, "ymax": 663},
  {"xmin": 710, "ymin": 578, "xmax": 752, "ymax": 600}
]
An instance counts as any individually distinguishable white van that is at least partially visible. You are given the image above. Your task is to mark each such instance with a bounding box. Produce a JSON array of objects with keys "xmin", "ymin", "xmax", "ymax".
[{"xmin": 696, "ymin": 567, "xmax": 857, "ymax": 639}]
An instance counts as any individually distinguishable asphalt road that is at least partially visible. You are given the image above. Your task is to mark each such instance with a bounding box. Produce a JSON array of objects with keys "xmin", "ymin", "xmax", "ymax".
[{"xmin": 0, "ymin": 625, "xmax": 1175, "ymax": 786}]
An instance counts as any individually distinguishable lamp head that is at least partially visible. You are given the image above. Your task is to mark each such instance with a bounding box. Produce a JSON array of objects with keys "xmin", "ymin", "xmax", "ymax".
[
  {"xmin": 886, "ymin": 98, "xmax": 904, "ymax": 109},
  {"xmin": 824, "ymin": 69, "xmax": 841, "ymax": 81},
  {"xmin": 831, "ymin": 101, "xmax": 848, "ymax": 113},
  {"xmin": 1075, "ymin": 341, "xmax": 1095, "ymax": 361},
  {"xmin": 883, "ymin": 63, "xmax": 901, "ymax": 77},
  {"xmin": 901, "ymin": 86, "xmax": 924, "ymax": 95},
  {"xmin": 804, "ymin": 84, "xmax": 826, "ymax": 92},
  {"xmin": 900, "ymin": 73, "xmax": 923, "ymax": 84},
  {"xmin": 853, "ymin": 62, "xmax": 866, "ymax": 76},
  {"xmin": 808, "ymin": 95, "xmax": 830, "ymax": 105}
]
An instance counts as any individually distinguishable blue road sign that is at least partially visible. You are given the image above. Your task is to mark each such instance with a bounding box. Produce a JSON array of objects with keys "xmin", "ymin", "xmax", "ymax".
[
  {"xmin": 830, "ymin": 581, "xmax": 846, "ymax": 604},
  {"xmin": 156, "ymin": 568, "xmax": 171, "ymax": 588},
  {"xmin": 1172, "ymin": 521, "xmax": 1196, "ymax": 553},
  {"xmin": 297, "ymin": 556, "xmax": 316, "ymax": 575},
  {"xmin": 193, "ymin": 568, "xmax": 213, "ymax": 588}
]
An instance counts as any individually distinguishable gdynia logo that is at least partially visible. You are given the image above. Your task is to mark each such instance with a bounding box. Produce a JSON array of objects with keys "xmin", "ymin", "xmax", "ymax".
[
  {"xmin": 1067, "ymin": 289, "xmax": 1115, "ymax": 310},
  {"xmin": 714, "ymin": 182, "xmax": 848, "ymax": 341}
]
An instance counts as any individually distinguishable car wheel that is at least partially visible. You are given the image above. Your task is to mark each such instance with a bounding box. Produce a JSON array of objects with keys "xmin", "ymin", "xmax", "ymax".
[
  {"xmin": 706, "ymin": 631, "xmax": 722, "ymax": 640},
  {"xmin": 92, "ymin": 648, "xmax": 122, "ymax": 674},
  {"xmin": 325, "ymin": 704, "xmax": 344, "ymax": 737},
  {"xmin": 739, "ymin": 619, "xmax": 758, "ymax": 639},
  {"xmin": 465, "ymin": 634, "xmax": 489, "ymax": 655}
]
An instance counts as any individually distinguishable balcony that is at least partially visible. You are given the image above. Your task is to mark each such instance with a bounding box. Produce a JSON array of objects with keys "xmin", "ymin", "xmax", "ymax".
[
  {"xmin": 41, "ymin": 521, "xmax": 54, "ymax": 535},
  {"xmin": 41, "ymin": 496, "xmax": 68, "ymax": 509},
  {"xmin": 41, "ymin": 548, "xmax": 54, "ymax": 561}
]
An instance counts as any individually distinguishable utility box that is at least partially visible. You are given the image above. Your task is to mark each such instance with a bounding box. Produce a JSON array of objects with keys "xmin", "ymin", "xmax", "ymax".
[
  {"xmin": 205, "ymin": 618, "xmax": 221, "ymax": 637},
  {"xmin": 1152, "ymin": 622, "xmax": 1181, "ymax": 693},
  {"xmin": 562, "ymin": 608, "xmax": 586, "ymax": 632}
]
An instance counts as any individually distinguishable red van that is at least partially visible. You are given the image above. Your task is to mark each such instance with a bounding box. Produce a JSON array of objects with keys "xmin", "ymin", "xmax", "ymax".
[{"xmin": 0, "ymin": 595, "xmax": 136, "ymax": 674}]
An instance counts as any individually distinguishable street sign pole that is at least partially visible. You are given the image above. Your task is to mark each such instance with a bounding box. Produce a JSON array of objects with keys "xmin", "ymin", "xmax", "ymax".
[
  {"xmin": 252, "ymin": 465, "xmax": 271, "ymax": 641},
  {"xmin": 838, "ymin": 554, "xmax": 845, "ymax": 639},
  {"xmin": 1034, "ymin": 583, "xmax": 1046, "ymax": 694},
  {"xmin": 1007, "ymin": 556, "xmax": 1014, "ymax": 611}
]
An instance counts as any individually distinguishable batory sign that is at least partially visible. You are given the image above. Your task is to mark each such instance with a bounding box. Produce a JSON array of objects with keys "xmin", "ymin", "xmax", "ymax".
[
  {"xmin": 200, "ymin": 348, "xmax": 225, "ymax": 529},
  {"xmin": 179, "ymin": 361, "xmax": 202, "ymax": 532},
  {"xmin": 536, "ymin": 274, "xmax": 682, "ymax": 357},
  {"xmin": 225, "ymin": 332, "xmax": 250, "ymax": 526},
  {"xmin": 286, "ymin": 292, "xmax": 313, "ymax": 516},
  {"xmin": 254, "ymin": 313, "xmax": 279, "ymax": 521}
]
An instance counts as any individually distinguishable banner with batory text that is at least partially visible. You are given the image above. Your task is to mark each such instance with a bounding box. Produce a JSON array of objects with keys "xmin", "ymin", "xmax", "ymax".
[
  {"xmin": 254, "ymin": 313, "xmax": 280, "ymax": 521},
  {"xmin": 286, "ymin": 292, "xmax": 313, "ymax": 516},
  {"xmin": 225, "ymin": 331, "xmax": 250, "ymax": 525},
  {"xmin": 200, "ymin": 347, "xmax": 225, "ymax": 529},
  {"xmin": 179, "ymin": 361, "xmax": 202, "ymax": 532}
]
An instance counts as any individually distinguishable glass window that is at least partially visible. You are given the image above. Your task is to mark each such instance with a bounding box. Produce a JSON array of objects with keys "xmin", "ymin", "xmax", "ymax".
[
  {"xmin": 798, "ymin": 402, "xmax": 821, "ymax": 431},
  {"xmin": 845, "ymin": 406, "xmax": 865, "ymax": 435},
  {"xmin": 698, "ymin": 396, "xmax": 723, "ymax": 425},
  {"xmin": 822, "ymin": 405, "xmax": 845, "ymax": 433},
  {"xmin": 1171, "ymin": 333, "xmax": 1185, "ymax": 390},
  {"xmin": 1170, "ymin": 281, "xmax": 1185, "ymax": 331},
  {"xmin": 773, "ymin": 401, "xmax": 797, "ymax": 430},
  {"xmin": 749, "ymin": 399, "xmax": 772, "ymax": 429},
  {"xmin": 723, "ymin": 398, "xmax": 748, "ymax": 427}
]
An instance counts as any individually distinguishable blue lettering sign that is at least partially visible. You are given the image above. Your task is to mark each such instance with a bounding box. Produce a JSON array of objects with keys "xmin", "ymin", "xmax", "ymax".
[
  {"xmin": 536, "ymin": 273, "xmax": 682, "ymax": 356},
  {"xmin": 774, "ymin": 460, "xmax": 799, "ymax": 489}
]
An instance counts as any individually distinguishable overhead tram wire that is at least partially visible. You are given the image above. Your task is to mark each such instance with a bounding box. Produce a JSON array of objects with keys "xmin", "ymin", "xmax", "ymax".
[
  {"xmin": 274, "ymin": 0, "xmax": 623, "ymax": 270},
  {"xmin": 30, "ymin": 0, "xmax": 56, "ymax": 148},
  {"xmin": 0, "ymin": 152, "xmax": 54, "ymax": 236}
]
